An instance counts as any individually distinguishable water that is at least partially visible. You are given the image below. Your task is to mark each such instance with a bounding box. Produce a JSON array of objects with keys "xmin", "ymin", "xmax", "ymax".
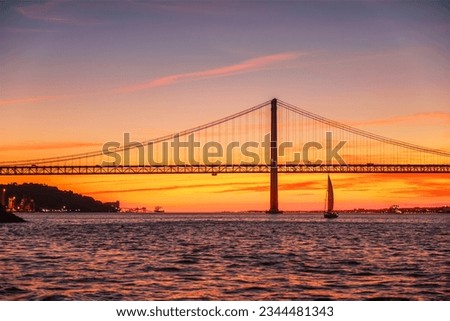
[{"xmin": 0, "ymin": 213, "xmax": 448, "ymax": 300}]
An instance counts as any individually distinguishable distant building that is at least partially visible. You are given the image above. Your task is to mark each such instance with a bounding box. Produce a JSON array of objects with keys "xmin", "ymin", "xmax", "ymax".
[
  {"xmin": 1, "ymin": 188, "xmax": 5, "ymax": 207},
  {"xmin": 8, "ymin": 197, "xmax": 16, "ymax": 210},
  {"xmin": 19, "ymin": 197, "xmax": 35, "ymax": 212},
  {"xmin": 388, "ymin": 205, "xmax": 402, "ymax": 214}
]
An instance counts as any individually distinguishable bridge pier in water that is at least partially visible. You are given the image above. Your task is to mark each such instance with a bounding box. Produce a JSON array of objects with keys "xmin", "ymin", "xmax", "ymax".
[{"xmin": 267, "ymin": 98, "xmax": 282, "ymax": 214}]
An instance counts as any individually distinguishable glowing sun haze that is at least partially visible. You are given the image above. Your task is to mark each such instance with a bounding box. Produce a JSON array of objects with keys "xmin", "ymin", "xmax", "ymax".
[{"xmin": 1, "ymin": 1, "xmax": 449, "ymax": 211}]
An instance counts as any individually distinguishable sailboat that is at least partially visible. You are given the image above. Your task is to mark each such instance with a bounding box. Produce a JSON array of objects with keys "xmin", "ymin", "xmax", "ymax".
[{"xmin": 324, "ymin": 175, "xmax": 339, "ymax": 219}]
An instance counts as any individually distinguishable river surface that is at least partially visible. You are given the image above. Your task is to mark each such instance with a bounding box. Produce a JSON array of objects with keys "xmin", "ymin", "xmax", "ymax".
[{"xmin": 0, "ymin": 213, "xmax": 448, "ymax": 300}]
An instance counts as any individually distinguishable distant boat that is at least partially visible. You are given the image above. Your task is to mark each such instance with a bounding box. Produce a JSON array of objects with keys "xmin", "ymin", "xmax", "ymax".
[
  {"xmin": 388, "ymin": 205, "xmax": 402, "ymax": 214},
  {"xmin": 154, "ymin": 206, "xmax": 165, "ymax": 213},
  {"xmin": 324, "ymin": 175, "xmax": 339, "ymax": 219}
]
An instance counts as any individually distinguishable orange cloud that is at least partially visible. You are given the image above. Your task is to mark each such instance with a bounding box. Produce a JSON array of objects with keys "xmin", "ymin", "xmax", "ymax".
[
  {"xmin": 0, "ymin": 141, "xmax": 99, "ymax": 151},
  {"xmin": 118, "ymin": 52, "xmax": 300, "ymax": 93},
  {"xmin": 217, "ymin": 181, "xmax": 322, "ymax": 193},
  {"xmin": 89, "ymin": 179, "xmax": 323, "ymax": 196},
  {"xmin": 0, "ymin": 95, "xmax": 58, "ymax": 107},
  {"xmin": 89, "ymin": 181, "xmax": 259, "ymax": 195}
]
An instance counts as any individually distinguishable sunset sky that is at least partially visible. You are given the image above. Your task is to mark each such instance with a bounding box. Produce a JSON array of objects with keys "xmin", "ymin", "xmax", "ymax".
[{"xmin": 1, "ymin": 1, "xmax": 449, "ymax": 211}]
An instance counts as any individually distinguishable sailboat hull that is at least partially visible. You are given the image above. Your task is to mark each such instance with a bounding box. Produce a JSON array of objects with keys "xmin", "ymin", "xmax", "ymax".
[
  {"xmin": 324, "ymin": 212, "xmax": 339, "ymax": 219},
  {"xmin": 324, "ymin": 175, "xmax": 338, "ymax": 219}
]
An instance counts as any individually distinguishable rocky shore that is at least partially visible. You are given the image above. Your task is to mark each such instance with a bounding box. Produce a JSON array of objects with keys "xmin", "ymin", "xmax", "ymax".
[{"xmin": 0, "ymin": 207, "xmax": 26, "ymax": 223}]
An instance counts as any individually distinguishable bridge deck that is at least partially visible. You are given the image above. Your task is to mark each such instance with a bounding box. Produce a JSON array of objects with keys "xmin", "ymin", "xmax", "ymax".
[{"xmin": 1, "ymin": 164, "xmax": 449, "ymax": 175}]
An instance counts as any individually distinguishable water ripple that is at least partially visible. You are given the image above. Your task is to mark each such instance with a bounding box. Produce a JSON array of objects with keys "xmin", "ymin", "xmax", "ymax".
[{"xmin": 0, "ymin": 213, "xmax": 448, "ymax": 300}]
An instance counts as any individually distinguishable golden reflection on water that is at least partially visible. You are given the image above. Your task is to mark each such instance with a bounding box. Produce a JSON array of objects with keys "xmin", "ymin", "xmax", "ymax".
[{"xmin": 0, "ymin": 213, "xmax": 448, "ymax": 300}]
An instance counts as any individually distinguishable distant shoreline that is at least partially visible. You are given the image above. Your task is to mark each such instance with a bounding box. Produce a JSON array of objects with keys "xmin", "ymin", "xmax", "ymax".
[{"xmin": 14, "ymin": 210, "xmax": 449, "ymax": 215}]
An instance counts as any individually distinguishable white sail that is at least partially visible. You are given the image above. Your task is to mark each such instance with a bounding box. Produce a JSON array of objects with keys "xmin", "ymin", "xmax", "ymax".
[{"xmin": 327, "ymin": 175, "xmax": 334, "ymax": 212}]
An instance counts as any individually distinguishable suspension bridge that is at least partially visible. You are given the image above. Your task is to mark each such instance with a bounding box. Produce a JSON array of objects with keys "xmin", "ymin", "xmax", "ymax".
[{"xmin": 1, "ymin": 99, "xmax": 449, "ymax": 213}]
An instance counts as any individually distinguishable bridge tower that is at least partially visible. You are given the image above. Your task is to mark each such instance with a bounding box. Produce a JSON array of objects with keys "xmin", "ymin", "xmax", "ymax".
[{"xmin": 267, "ymin": 98, "xmax": 282, "ymax": 214}]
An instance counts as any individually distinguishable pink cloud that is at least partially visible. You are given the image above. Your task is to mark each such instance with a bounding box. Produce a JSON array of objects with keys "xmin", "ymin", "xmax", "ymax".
[
  {"xmin": 118, "ymin": 52, "xmax": 300, "ymax": 93},
  {"xmin": 130, "ymin": 1, "xmax": 223, "ymax": 15},
  {"xmin": 16, "ymin": 1, "xmax": 68, "ymax": 23},
  {"xmin": 16, "ymin": 1, "xmax": 100, "ymax": 26},
  {"xmin": 0, "ymin": 95, "xmax": 58, "ymax": 107},
  {"xmin": 349, "ymin": 112, "xmax": 450, "ymax": 126}
]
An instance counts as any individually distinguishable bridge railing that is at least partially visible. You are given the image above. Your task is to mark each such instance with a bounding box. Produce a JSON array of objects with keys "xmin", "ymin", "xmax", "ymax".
[{"xmin": 1, "ymin": 164, "xmax": 449, "ymax": 175}]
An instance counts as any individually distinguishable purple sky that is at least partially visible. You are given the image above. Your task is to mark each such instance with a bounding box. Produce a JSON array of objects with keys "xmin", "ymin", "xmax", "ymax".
[{"xmin": 0, "ymin": 1, "xmax": 449, "ymax": 210}]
